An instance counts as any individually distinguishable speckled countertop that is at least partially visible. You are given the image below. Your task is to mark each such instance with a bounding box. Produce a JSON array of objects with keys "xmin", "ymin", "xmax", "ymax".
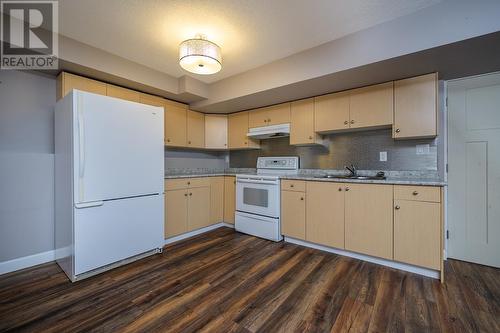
[{"xmin": 164, "ymin": 168, "xmax": 446, "ymax": 186}]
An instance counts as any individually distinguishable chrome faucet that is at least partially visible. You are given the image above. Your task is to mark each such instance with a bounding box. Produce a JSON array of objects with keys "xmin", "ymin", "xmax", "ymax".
[{"xmin": 345, "ymin": 164, "xmax": 357, "ymax": 177}]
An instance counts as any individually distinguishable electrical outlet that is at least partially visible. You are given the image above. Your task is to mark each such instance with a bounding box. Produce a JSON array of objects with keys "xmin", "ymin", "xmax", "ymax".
[
  {"xmin": 416, "ymin": 144, "xmax": 430, "ymax": 155},
  {"xmin": 379, "ymin": 151, "xmax": 387, "ymax": 162}
]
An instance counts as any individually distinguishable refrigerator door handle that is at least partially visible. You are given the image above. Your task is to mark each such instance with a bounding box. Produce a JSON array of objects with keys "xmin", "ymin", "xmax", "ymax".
[
  {"xmin": 75, "ymin": 201, "xmax": 104, "ymax": 209},
  {"xmin": 77, "ymin": 94, "xmax": 85, "ymax": 201}
]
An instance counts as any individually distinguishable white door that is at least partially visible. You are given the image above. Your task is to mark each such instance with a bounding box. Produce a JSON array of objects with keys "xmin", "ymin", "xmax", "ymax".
[
  {"xmin": 73, "ymin": 91, "xmax": 164, "ymax": 203},
  {"xmin": 448, "ymin": 73, "xmax": 500, "ymax": 268}
]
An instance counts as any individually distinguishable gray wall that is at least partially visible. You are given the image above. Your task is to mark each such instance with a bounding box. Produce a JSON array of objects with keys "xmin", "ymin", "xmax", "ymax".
[
  {"xmin": 165, "ymin": 149, "xmax": 228, "ymax": 171},
  {"xmin": 0, "ymin": 70, "xmax": 56, "ymax": 262},
  {"xmin": 230, "ymin": 129, "xmax": 439, "ymax": 172}
]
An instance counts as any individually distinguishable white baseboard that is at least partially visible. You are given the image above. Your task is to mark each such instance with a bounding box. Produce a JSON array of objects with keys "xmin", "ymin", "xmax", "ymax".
[
  {"xmin": 0, "ymin": 250, "xmax": 55, "ymax": 275},
  {"xmin": 285, "ymin": 237, "xmax": 440, "ymax": 279},
  {"xmin": 164, "ymin": 222, "xmax": 234, "ymax": 245}
]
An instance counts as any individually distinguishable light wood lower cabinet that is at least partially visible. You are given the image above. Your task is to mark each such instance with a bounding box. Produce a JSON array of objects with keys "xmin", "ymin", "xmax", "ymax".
[
  {"xmin": 344, "ymin": 183, "xmax": 394, "ymax": 260},
  {"xmin": 394, "ymin": 199, "xmax": 441, "ymax": 269},
  {"xmin": 223, "ymin": 176, "xmax": 236, "ymax": 224},
  {"xmin": 187, "ymin": 187, "xmax": 210, "ymax": 230},
  {"xmin": 306, "ymin": 182, "xmax": 345, "ymax": 248},
  {"xmin": 165, "ymin": 189, "xmax": 188, "ymax": 238},
  {"xmin": 281, "ymin": 190, "xmax": 306, "ymax": 239},
  {"xmin": 210, "ymin": 177, "xmax": 225, "ymax": 224}
]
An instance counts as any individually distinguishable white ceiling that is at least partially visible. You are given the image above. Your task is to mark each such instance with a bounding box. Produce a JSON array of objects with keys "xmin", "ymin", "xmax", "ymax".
[{"xmin": 59, "ymin": 0, "xmax": 442, "ymax": 83}]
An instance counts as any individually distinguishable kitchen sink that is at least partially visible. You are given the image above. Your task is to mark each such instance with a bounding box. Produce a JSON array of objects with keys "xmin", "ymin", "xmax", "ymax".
[{"xmin": 314, "ymin": 175, "xmax": 386, "ymax": 180}]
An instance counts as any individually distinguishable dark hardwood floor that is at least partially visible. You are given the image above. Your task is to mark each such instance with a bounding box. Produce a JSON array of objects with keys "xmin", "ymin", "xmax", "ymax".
[{"xmin": 0, "ymin": 227, "xmax": 498, "ymax": 332}]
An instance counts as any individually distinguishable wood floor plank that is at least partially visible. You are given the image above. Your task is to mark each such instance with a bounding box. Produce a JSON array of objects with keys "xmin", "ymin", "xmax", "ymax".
[{"xmin": 0, "ymin": 227, "xmax": 499, "ymax": 333}]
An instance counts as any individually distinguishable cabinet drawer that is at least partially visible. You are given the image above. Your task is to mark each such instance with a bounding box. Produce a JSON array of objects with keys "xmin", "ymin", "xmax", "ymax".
[
  {"xmin": 165, "ymin": 177, "xmax": 210, "ymax": 190},
  {"xmin": 281, "ymin": 180, "xmax": 306, "ymax": 192},
  {"xmin": 394, "ymin": 185, "xmax": 440, "ymax": 202}
]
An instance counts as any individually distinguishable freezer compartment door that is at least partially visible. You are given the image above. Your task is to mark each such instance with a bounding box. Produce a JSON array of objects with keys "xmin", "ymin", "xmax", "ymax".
[
  {"xmin": 73, "ymin": 91, "xmax": 164, "ymax": 203},
  {"xmin": 74, "ymin": 194, "xmax": 164, "ymax": 275}
]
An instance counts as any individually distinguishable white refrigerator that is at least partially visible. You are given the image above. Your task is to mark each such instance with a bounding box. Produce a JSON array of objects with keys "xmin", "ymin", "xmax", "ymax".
[{"xmin": 55, "ymin": 90, "xmax": 164, "ymax": 282}]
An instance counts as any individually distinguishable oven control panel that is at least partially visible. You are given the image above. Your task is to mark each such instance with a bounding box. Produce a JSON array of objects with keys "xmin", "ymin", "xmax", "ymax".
[{"xmin": 257, "ymin": 156, "xmax": 299, "ymax": 170}]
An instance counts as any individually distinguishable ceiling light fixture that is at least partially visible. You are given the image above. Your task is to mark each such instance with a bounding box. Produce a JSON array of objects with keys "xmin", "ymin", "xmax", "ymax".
[{"xmin": 179, "ymin": 34, "xmax": 222, "ymax": 75}]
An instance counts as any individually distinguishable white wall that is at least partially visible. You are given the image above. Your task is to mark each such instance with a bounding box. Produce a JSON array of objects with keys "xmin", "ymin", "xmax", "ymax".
[{"xmin": 0, "ymin": 71, "xmax": 56, "ymax": 262}]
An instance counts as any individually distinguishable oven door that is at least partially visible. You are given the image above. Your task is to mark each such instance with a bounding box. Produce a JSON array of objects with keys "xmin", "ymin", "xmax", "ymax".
[{"xmin": 236, "ymin": 177, "xmax": 280, "ymax": 218}]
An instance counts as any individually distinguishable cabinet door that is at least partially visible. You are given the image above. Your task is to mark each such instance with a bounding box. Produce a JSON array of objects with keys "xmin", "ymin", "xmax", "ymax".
[
  {"xmin": 228, "ymin": 111, "xmax": 259, "ymax": 149},
  {"xmin": 266, "ymin": 103, "xmax": 290, "ymax": 126},
  {"xmin": 187, "ymin": 186, "xmax": 210, "ymax": 231},
  {"xmin": 394, "ymin": 200, "xmax": 441, "ymax": 269},
  {"xmin": 223, "ymin": 176, "xmax": 236, "ymax": 224},
  {"xmin": 186, "ymin": 110, "xmax": 205, "ymax": 148},
  {"xmin": 345, "ymin": 184, "xmax": 393, "ymax": 259},
  {"xmin": 248, "ymin": 108, "xmax": 269, "ymax": 128},
  {"xmin": 106, "ymin": 84, "xmax": 140, "ymax": 102},
  {"xmin": 164, "ymin": 103, "xmax": 187, "ymax": 147},
  {"xmin": 314, "ymin": 91, "xmax": 350, "ymax": 132},
  {"xmin": 205, "ymin": 114, "xmax": 228, "ymax": 149},
  {"xmin": 394, "ymin": 73, "xmax": 437, "ymax": 139},
  {"xmin": 349, "ymin": 82, "xmax": 393, "ymax": 129},
  {"xmin": 306, "ymin": 182, "xmax": 345, "ymax": 248},
  {"xmin": 290, "ymin": 99, "xmax": 321, "ymax": 145},
  {"xmin": 281, "ymin": 190, "xmax": 306, "ymax": 239},
  {"xmin": 57, "ymin": 72, "xmax": 107, "ymax": 100},
  {"xmin": 210, "ymin": 177, "xmax": 225, "ymax": 224},
  {"xmin": 165, "ymin": 189, "xmax": 188, "ymax": 238},
  {"xmin": 139, "ymin": 93, "xmax": 165, "ymax": 107}
]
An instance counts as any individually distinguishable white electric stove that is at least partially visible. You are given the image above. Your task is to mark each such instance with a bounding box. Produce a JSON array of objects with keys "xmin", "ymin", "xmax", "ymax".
[{"xmin": 235, "ymin": 156, "xmax": 299, "ymax": 241}]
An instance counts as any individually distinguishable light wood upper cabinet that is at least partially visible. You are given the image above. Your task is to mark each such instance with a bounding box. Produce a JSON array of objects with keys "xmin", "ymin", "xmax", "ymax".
[
  {"xmin": 186, "ymin": 110, "xmax": 205, "ymax": 148},
  {"xmin": 281, "ymin": 190, "xmax": 306, "ymax": 239},
  {"xmin": 314, "ymin": 91, "xmax": 350, "ymax": 133},
  {"xmin": 290, "ymin": 99, "xmax": 322, "ymax": 145},
  {"xmin": 394, "ymin": 199, "xmax": 441, "ymax": 269},
  {"xmin": 345, "ymin": 183, "xmax": 394, "ymax": 260},
  {"xmin": 394, "ymin": 73, "xmax": 437, "ymax": 139},
  {"xmin": 210, "ymin": 177, "xmax": 225, "ymax": 224},
  {"xmin": 223, "ymin": 176, "xmax": 236, "ymax": 224},
  {"xmin": 205, "ymin": 114, "xmax": 228, "ymax": 149},
  {"xmin": 56, "ymin": 72, "xmax": 107, "ymax": 100},
  {"xmin": 139, "ymin": 93, "xmax": 165, "ymax": 107},
  {"xmin": 164, "ymin": 102, "xmax": 187, "ymax": 147},
  {"xmin": 349, "ymin": 82, "xmax": 393, "ymax": 129},
  {"xmin": 228, "ymin": 111, "xmax": 259, "ymax": 149},
  {"xmin": 165, "ymin": 188, "xmax": 188, "ymax": 238},
  {"xmin": 248, "ymin": 103, "xmax": 290, "ymax": 128},
  {"xmin": 306, "ymin": 182, "xmax": 345, "ymax": 249},
  {"xmin": 187, "ymin": 186, "xmax": 210, "ymax": 230},
  {"xmin": 106, "ymin": 84, "xmax": 140, "ymax": 102}
]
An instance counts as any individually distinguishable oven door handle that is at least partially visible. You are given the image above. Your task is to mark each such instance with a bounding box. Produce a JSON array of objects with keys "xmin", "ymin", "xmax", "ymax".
[{"xmin": 237, "ymin": 179, "xmax": 278, "ymax": 185}]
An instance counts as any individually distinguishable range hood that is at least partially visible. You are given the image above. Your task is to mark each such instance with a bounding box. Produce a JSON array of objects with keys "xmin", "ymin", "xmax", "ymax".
[{"xmin": 247, "ymin": 123, "xmax": 290, "ymax": 139}]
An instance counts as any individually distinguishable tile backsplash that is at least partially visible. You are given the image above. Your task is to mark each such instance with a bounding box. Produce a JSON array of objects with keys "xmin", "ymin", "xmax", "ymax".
[{"xmin": 229, "ymin": 129, "xmax": 440, "ymax": 171}]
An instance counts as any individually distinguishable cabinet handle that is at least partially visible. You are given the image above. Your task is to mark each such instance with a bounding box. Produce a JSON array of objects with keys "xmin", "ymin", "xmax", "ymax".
[
  {"xmin": 188, "ymin": 140, "xmax": 191, "ymax": 144},
  {"xmin": 189, "ymin": 192, "xmax": 192, "ymax": 196},
  {"xmin": 264, "ymin": 119, "xmax": 267, "ymax": 123},
  {"xmin": 412, "ymin": 191, "xmax": 419, "ymax": 195},
  {"xmin": 290, "ymin": 184, "xmax": 294, "ymax": 187},
  {"xmin": 338, "ymin": 187, "xmax": 342, "ymax": 191},
  {"xmin": 244, "ymin": 141, "xmax": 248, "ymax": 145},
  {"xmin": 395, "ymin": 205, "xmax": 400, "ymax": 210},
  {"xmin": 350, "ymin": 120, "xmax": 355, "ymax": 124},
  {"xmin": 187, "ymin": 181, "xmax": 190, "ymax": 185},
  {"xmin": 300, "ymin": 197, "xmax": 304, "ymax": 201},
  {"xmin": 345, "ymin": 187, "xmax": 349, "ymax": 191},
  {"xmin": 344, "ymin": 120, "xmax": 348, "ymax": 125},
  {"xmin": 184, "ymin": 193, "xmax": 188, "ymax": 197},
  {"xmin": 395, "ymin": 128, "xmax": 401, "ymax": 133},
  {"xmin": 308, "ymin": 135, "xmax": 313, "ymax": 140},
  {"xmin": 167, "ymin": 138, "xmax": 171, "ymax": 142}
]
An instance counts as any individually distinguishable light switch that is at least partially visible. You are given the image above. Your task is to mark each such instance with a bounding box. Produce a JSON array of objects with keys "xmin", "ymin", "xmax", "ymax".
[
  {"xmin": 416, "ymin": 144, "xmax": 430, "ymax": 155},
  {"xmin": 379, "ymin": 151, "xmax": 387, "ymax": 162}
]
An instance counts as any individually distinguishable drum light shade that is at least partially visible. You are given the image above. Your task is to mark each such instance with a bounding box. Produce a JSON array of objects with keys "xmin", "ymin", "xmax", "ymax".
[{"xmin": 179, "ymin": 36, "xmax": 222, "ymax": 75}]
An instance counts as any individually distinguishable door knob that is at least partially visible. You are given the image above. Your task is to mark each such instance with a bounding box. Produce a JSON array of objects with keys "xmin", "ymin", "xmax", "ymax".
[
  {"xmin": 395, "ymin": 205, "xmax": 400, "ymax": 210},
  {"xmin": 395, "ymin": 128, "xmax": 401, "ymax": 133}
]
